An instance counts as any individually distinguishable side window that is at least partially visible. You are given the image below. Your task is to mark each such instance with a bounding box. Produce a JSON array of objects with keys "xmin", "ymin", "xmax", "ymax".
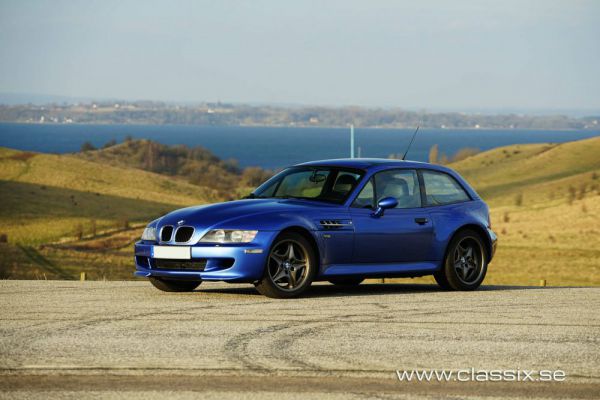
[
  {"xmin": 422, "ymin": 170, "xmax": 470, "ymax": 206},
  {"xmin": 374, "ymin": 169, "xmax": 421, "ymax": 208},
  {"xmin": 351, "ymin": 178, "xmax": 375, "ymax": 208}
]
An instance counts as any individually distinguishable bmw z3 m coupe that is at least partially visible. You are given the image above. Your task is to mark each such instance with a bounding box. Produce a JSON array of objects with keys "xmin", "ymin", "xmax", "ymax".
[{"xmin": 135, "ymin": 159, "xmax": 497, "ymax": 298}]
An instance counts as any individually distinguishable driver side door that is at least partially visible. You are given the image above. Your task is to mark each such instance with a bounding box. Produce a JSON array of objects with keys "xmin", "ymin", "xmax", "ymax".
[{"xmin": 349, "ymin": 169, "xmax": 434, "ymax": 264}]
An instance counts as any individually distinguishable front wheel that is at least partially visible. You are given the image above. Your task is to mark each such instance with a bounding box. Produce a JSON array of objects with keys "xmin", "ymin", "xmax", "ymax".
[
  {"xmin": 435, "ymin": 229, "xmax": 488, "ymax": 291},
  {"xmin": 254, "ymin": 232, "xmax": 316, "ymax": 298},
  {"xmin": 149, "ymin": 277, "xmax": 202, "ymax": 292}
]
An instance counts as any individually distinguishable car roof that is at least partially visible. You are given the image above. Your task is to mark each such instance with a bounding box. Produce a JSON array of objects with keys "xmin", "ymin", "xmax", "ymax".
[{"xmin": 295, "ymin": 158, "xmax": 433, "ymax": 170}]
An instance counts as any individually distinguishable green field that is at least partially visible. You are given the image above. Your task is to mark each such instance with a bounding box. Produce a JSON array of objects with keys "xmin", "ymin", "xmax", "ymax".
[{"xmin": 1, "ymin": 136, "xmax": 599, "ymax": 285}]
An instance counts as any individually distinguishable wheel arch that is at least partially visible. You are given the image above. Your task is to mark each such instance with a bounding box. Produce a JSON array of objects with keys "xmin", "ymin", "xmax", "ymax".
[
  {"xmin": 274, "ymin": 226, "xmax": 321, "ymax": 269},
  {"xmin": 446, "ymin": 223, "xmax": 493, "ymax": 262}
]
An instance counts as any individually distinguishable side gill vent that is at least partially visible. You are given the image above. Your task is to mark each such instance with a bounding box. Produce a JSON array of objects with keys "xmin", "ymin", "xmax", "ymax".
[{"xmin": 319, "ymin": 220, "xmax": 351, "ymax": 230}]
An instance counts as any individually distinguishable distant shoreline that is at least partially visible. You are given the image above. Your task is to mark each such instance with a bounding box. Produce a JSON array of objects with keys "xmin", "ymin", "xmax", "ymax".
[
  {"xmin": 1, "ymin": 102, "xmax": 597, "ymax": 131},
  {"xmin": 1, "ymin": 121, "xmax": 598, "ymax": 133}
]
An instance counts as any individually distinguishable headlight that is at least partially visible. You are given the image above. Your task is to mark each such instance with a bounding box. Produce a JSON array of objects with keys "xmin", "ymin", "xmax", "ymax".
[
  {"xmin": 141, "ymin": 226, "xmax": 157, "ymax": 241},
  {"xmin": 199, "ymin": 229, "xmax": 258, "ymax": 243}
]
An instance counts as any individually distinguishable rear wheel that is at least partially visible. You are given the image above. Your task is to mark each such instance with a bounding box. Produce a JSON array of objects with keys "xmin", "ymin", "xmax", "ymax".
[
  {"xmin": 255, "ymin": 232, "xmax": 316, "ymax": 298},
  {"xmin": 435, "ymin": 229, "xmax": 488, "ymax": 291},
  {"xmin": 328, "ymin": 277, "xmax": 364, "ymax": 286},
  {"xmin": 149, "ymin": 277, "xmax": 202, "ymax": 292}
]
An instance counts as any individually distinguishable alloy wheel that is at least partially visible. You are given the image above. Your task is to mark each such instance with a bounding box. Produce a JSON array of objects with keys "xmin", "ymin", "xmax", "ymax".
[
  {"xmin": 268, "ymin": 240, "xmax": 310, "ymax": 291},
  {"xmin": 453, "ymin": 237, "xmax": 484, "ymax": 285}
]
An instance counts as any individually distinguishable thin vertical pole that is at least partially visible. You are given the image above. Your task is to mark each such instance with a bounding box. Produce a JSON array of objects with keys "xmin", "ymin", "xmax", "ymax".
[{"xmin": 350, "ymin": 124, "xmax": 355, "ymax": 158}]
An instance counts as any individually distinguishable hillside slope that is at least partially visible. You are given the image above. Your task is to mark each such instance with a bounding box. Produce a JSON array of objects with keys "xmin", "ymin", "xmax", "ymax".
[
  {"xmin": 1, "ymin": 136, "xmax": 599, "ymax": 284},
  {"xmin": 75, "ymin": 139, "xmax": 271, "ymax": 196},
  {"xmin": 445, "ymin": 136, "xmax": 600, "ymax": 286},
  {"xmin": 0, "ymin": 147, "xmax": 215, "ymax": 245},
  {"xmin": 449, "ymin": 136, "xmax": 600, "ymax": 206}
]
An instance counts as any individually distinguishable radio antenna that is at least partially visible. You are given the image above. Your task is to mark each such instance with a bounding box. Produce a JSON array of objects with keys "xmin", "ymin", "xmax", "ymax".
[{"xmin": 401, "ymin": 125, "xmax": 420, "ymax": 160}]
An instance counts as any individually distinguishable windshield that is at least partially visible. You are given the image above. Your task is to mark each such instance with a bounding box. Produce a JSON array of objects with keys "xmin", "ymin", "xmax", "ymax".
[{"xmin": 253, "ymin": 167, "xmax": 364, "ymax": 204}]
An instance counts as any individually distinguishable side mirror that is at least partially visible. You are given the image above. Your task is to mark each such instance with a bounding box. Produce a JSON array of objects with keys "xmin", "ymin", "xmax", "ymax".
[{"xmin": 372, "ymin": 196, "xmax": 398, "ymax": 217}]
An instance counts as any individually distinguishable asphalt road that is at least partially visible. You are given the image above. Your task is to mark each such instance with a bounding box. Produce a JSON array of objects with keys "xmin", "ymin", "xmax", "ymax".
[{"xmin": 0, "ymin": 281, "xmax": 599, "ymax": 399}]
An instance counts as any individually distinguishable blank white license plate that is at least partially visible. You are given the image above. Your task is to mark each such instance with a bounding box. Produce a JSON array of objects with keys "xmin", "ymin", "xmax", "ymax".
[{"xmin": 153, "ymin": 246, "xmax": 191, "ymax": 260}]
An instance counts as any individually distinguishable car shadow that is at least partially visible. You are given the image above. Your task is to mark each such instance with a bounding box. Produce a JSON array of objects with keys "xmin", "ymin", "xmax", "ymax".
[{"xmin": 195, "ymin": 282, "xmax": 568, "ymax": 299}]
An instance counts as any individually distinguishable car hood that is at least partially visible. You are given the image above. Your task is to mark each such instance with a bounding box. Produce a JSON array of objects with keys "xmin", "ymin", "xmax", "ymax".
[{"xmin": 156, "ymin": 198, "xmax": 337, "ymax": 230}]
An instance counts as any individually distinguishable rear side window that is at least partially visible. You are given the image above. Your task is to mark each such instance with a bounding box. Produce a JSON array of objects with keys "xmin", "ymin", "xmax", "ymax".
[{"xmin": 422, "ymin": 170, "xmax": 470, "ymax": 206}]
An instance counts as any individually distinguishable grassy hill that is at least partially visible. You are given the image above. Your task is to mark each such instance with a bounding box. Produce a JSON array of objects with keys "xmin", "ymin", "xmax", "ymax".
[
  {"xmin": 449, "ymin": 136, "xmax": 600, "ymax": 206},
  {"xmin": 76, "ymin": 139, "xmax": 271, "ymax": 197},
  {"xmin": 0, "ymin": 146, "xmax": 221, "ymax": 245},
  {"xmin": 1, "ymin": 136, "xmax": 599, "ymax": 285},
  {"xmin": 0, "ymin": 146, "xmax": 220, "ymax": 280},
  {"xmin": 445, "ymin": 136, "xmax": 600, "ymax": 286}
]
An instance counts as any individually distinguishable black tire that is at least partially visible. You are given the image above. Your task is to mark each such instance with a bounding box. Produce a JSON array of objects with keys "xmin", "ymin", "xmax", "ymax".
[
  {"xmin": 149, "ymin": 277, "xmax": 202, "ymax": 292},
  {"xmin": 436, "ymin": 229, "xmax": 488, "ymax": 291},
  {"xmin": 255, "ymin": 232, "xmax": 316, "ymax": 298},
  {"xmin": 328, "ymin": 277, "xmax": 364, "ymax": 286},
  {"xmin": 433, "ymin": 271, "xmax": 451, "ymax": 290}
]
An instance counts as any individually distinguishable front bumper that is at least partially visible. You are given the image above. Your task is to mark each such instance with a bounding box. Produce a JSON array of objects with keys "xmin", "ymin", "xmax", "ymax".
[{"xmin": 134, "ymin": 232, "xmax": 277, "ymax": 282}]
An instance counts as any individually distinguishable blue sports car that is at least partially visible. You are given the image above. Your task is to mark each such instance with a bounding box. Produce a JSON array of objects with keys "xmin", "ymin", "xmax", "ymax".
[{"xmin": 134, "ymin": 159, "xmax": 497, "ymax": 298}]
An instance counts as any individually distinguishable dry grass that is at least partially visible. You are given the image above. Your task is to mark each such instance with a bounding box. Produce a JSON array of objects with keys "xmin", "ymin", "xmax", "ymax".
[
  {"xmin": 0, "ymin": 147, "xmax": 215, "ymax": 245},
  {"xmin": 2, "ymin": 136, "xmax": 600, "ymax": 284},
  {"xmin": 484, "ymin": 196, "xmax": 600, "ymax": 286},
  {"xmin": 0, "ymin": 146, "xmax": 217, "ymax": 279},
  {"xmin": 449, "ymin": 136, "xmax": 600, "ymax": 286}
]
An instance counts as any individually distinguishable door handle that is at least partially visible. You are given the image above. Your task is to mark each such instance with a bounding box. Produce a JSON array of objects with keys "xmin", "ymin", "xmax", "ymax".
[{"xmin": 414, "ymin": 217, "xmax": 428, "ymax": 225}]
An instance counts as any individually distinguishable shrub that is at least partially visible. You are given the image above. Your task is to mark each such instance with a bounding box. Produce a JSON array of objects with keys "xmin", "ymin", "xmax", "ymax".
[
  {"xmin": 241, "ymin": 167, "xmax": 273, "ymax": 187},
  {"xmin": 567, "ymin": 186, "xmax": 577, "ymax": 205},
  {"xmin": 0, "ymin": 233, "xmax": 7, "ymax": 243},
  {"xmin": 90, "ymin": 220, "xmax": 97, "ymax": 237},
  {"xmin": 514, "ymin": 193, "xmax": 523, "ymax": 206},
  {"xmin": 577, "ymin": 184, "xmax": 587, "ymax": 200},
  {"xmin": 428, "ymin": 144, "xmax": 439, "ymax": 164},
  {"xmin": 103, "ymin": 139, "xmax": 117, "ymax": 149},
  {"xmin": 75, "ymin": 223, "xmax": 84, "ymax": 240},
  {"xmin": 80, "ymin": 141, "xmax": 96, "ymax": 152}
]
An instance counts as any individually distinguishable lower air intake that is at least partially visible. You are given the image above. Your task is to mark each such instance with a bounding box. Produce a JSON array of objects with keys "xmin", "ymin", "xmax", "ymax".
[{"xmin": 154, "ymin": 259, "xmax": 207, "ymax": 271}]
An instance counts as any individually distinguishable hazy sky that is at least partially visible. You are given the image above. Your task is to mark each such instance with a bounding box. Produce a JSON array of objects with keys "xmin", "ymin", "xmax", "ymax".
[{"xmin": 0, "ymin": 0, "xmax": 599, "ymax": 110}]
